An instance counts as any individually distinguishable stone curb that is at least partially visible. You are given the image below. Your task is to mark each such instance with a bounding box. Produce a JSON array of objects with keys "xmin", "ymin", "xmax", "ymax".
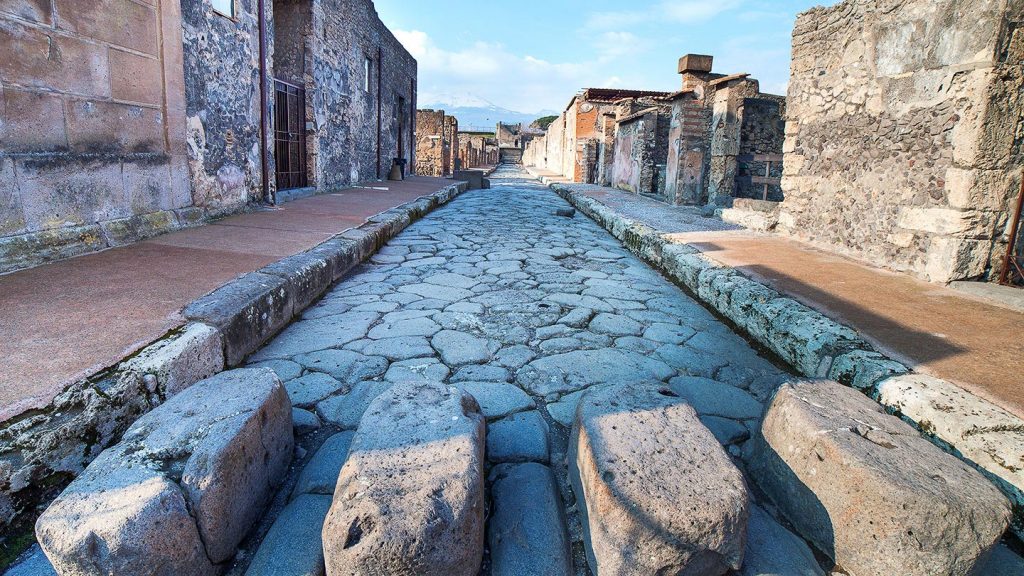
[
  {"xmin": 550, "ymin": 182, "xmax": 1024, "ymax": 536},
  {"xmin": 0, "ymin": 181, "xmax": 469, "ymax": 554}
]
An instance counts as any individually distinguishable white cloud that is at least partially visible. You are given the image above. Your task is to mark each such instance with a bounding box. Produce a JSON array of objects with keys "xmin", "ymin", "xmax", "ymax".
[{"xmin": 393, "ymin": 28, "xmax": 642, "ymax": 113}]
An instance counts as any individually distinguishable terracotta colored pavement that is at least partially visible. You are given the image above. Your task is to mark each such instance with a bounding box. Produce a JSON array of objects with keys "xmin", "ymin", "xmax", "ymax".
[
  {"xmin": 575, "ymin": 186, "xmax": 1024, "ymax": 418},
  {"xmin": 0, "ymin": 177, "xmax": 459, "ymax": 422}
]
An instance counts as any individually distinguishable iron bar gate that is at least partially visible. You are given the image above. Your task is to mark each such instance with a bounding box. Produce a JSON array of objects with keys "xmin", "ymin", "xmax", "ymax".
[{"xmin": 274, "ymin": 79, "xmax": 308, "ymax": 191}]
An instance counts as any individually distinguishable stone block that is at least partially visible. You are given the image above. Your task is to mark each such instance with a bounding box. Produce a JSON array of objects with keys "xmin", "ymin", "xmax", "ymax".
[
  {"xmin": 454, "ymin": 170, "xmax": 487, "ymax": 190},
  {"xmin": 0, "ymin": 0, "xmax": 53, "ymax": 24},
  {"xmin": 0, "ymin": 156, "xmax": 26, "ymax": 237},
  {"xmin": 748, "ymin": 380, "xmax": 1010, "ymax": 576},
  {"xmin": 322, "ymin": 382, "xmax": 486, "ymax": 576},
  {"xmin": 487, "ymin": 410, "xmax": 549, "ymax": 463},
  {"xmin": 826, "ymin": 349, "xmax": 907, "ymax": 391},
  {"xmin": 17, "ymin": 156, "xmax": 129, "ymax": 231},
  {"xmin": 570, "ymin": 383, "xmax": 749, "ymax": 575},
  {"xmin": 99, "ymin": 210, "xmax": 178, "ymax": 247},
  {"xmin": 307, "ymin": 237, "xmax": 361, "ymax": 282},
  {"xmin": 183, "ymin": 272, "xmax": 294, "ymax": 366},
  {"xmin": 36, "ymin": 368, "xmax": 293, "ymax": 571},
  {"xmin": 925, "ymin": 236, "xmax": 993, "ymax": 282},
  {"xmin": 55, "ymin": 0, "xmax": 159, "ymax": 55},
  {"xmin": 245, "ymin": 494, "xmax": 333, "ymax": 576},
  {"xmin": 65, "ymin": 99, "xmax": 165, "ymax": 154},
  {"xmin": 293, "ymin": 431, "xmax": 355, "ymax": 498},
  {"xmin": 0, "ymin": 224, "xmax": 107, "ymax": 274},
  {"xmin": 119, "ymin": 321, "xmax": 224, "ymax": 398},
  {"xmin": 261, "ymin": 250, "xmax": 334, "ymax": 312},
  {"xmin": 678, "ymin": 54, "xmax": 714, "ymax": 74},
  {"xmin": 0, "ymin": 88, "xmax": 68, "ymax": 152},
  {"xmin": 109, "ymin": 48, "xmax": 164, "ymax": 105},
  {"xmin": 488, "ymin": 463, "xmax": 572, "ymax": 576},
  {"xmin": 0, "ymin": 24, "xmax": 110, "ymax": 97}
]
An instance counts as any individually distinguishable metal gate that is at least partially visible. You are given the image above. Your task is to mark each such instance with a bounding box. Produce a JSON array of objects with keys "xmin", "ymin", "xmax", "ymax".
[{"xmin": 274, "ymin": 79, "xmax": 308, "ymax": 191}]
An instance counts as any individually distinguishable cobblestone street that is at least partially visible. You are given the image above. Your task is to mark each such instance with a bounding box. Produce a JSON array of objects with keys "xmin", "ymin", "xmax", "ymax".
[{"xmin": 238, "ymin": 165, "xmax": 802, "ymax": 574}]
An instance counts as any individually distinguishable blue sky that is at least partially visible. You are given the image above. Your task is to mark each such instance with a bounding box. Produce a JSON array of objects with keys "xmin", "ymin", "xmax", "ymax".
[{"xmin": 375, "ymin": 0, "xmax": 833, "ymax": 115}]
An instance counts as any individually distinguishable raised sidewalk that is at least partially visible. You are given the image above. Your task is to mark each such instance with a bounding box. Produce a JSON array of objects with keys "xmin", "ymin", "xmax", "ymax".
[
  {"xmin": 544, "ymin": 178, "xmax": 1024, "ymax": 535},
  {"xmin": 0, "ymin": 177, "xmax": 463, "ymax": 422}
]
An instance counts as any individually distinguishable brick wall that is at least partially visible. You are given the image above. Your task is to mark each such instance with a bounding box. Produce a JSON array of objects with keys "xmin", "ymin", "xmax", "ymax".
[
  {"xmin": 779, "ymin": 0, "xmax": 1023, "ymax": 283},
  {"xmin": 665, "ymin": 95, "xmax": 708, "ymax": 204},
  {"xmin": 1, "ymin": 0, "xmax": 190, "ymax": 273}
]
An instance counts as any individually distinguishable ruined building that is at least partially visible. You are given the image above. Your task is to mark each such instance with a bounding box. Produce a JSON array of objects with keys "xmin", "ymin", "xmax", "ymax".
[
  {"xmin": 525, "ymin": 58, "xmax": 786, "ymax": 207},
  {"xmin": 777, "ymin": 0, "xmax": 1023, "ymax": 284},
  {"xmin": 415, "ymin": 109, "xmax": 457, "ymax": 177},
  {"xmin": 458, "ymin": 132, "xmax": 499, "ymax": 169},
  {"xmin": 0, "ymin": 0, "xmax": 416, "ymax": 274}
]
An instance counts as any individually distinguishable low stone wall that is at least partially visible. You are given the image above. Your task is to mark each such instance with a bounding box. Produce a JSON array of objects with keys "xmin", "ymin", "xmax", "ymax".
[
  {"xmin": 0, "ymin": 181, "xmax": 467, "ymax": 559},
  {"xmin": 551, "ymin": 182, "xmax": 1024, "ymax": 536}
]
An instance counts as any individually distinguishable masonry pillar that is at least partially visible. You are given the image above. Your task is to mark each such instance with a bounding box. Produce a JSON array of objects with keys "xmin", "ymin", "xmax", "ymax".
[{"xmin": 707, "ymin": 84, "xmax": 742, "ymax": 206}]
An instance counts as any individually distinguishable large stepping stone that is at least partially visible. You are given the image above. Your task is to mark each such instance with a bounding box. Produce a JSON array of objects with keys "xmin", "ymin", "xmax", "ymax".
[
  {"xmin": 36, "ymin": 369, "xmax": 293, "ymax": 574},
  {"xmin": 245, "ymin": 494, "xmax": 333, "ymax": 576},
  {"xmin": 322, "ymin": 382, "xmax": 486, "ymax": 576},
  {"xmin": 570, "ymin": 383, "xmax": 749, "ymax": 575},
  {"xmin": 748, "ymin": 380, "xmax": 1011, "ymax": 576},
  {"xmin": 516, "ymin": 349, "xmax": 674, "ymax": 396},
  {"xmin": 488, "ymin": 463, "xmax": 573, "ymax": 576}
]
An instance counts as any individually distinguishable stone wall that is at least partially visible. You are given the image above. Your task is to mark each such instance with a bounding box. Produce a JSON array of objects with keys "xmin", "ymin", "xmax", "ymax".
[
  {"xmin": 779, "ymin": 0, "xmax": 1024, "ymax": 283},
  {"xmin": 182, "ymin": 0, "xmax": 266, "ymax": 211},
  {"xmin": 610, "ymin": 105, "xmax": 671, "ymax": 195},
  {"xmin": 310, "ymin": 0, "xmax": 417, "ymax": 188},
  {"xmin": 458, "ymin": 133, "xmax": 498, "ymax": 169},
  {"xmin": 416, "ymin": 109, "xmax": 446, "ymax": 177},
  {"xmin": 737, "ymin": 96, "xmax": 786, "ymax": 201},
  {"xmin": 0, "ymin": 0, "xmax": 191, "ymax": 274}
]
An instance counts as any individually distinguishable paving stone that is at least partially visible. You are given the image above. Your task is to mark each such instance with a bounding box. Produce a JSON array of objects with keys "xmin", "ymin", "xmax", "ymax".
[
  {"xmin": 654, "ymin": 344, "xmax": 728, "ymax": 378},
  {"xmin": 250, "ymin": 312, "xmax": 379, "ymax": 361},
  {"xmin": 457, "ymin": 382, "xmax": 535, "ymax": 420},
  {"xmin": 432, "ymin": 330, "xmax": 493, "ymax": 365},
  {"xmin": 488, "ymin": 463, "xmax": 573, "ymax": 576},
  {"xmin": 450, "ymin": 364, "xmax": 511, "ymax": 383},
  {"xmin": 539, "ymin": 337, "xmax": 583, "ymax": 354},
  {"xmin": 613, "ymin": 336, "xmax": 660, "ymax": 353},
  {"xmin": 545, "ymin": 387, "xmax": 593, "ymax": 428},
  {"xmin": 285, "ymin": 372, "xmax": 345, "ymax": 408},
  {"xmin": 293, "ymin": 431, "xmax": 355, "ymax": 497},
  {"xmin": 398, "ymin": 283, "xmax": 475, "ymax": 302},
  {"xmin": 487, "ymin": 410, "xmax": 550, "ymax": 463},
  {"xmin": 292, "ymin": 408, "xmax": 322, "ymax": 435},
  {"xmin": 544, "ymin": 293, "xmax": 614, "ymax": 313},
  {"xmin": 668, "ymin": 376, "xmax": 764, "ymax": 420},
  {"xmin": 294, "ymin": 349, "xmax": 388, "ymax": 384},
  {"xmin": 36, "ymin": 369, "xmax": 293, "ymax": 572},
  {"xmin": 643, "ymin": 322, "xmax": 697, "ymax": 345},
  {"xmin": 385, "ymin": 357, "xmax": 451, "ymax": 383},
  {"xmin": 738, "ymin": 505, "xmax": 824, "ymax": 576},
  {"xmin": 747, "ymin": 380, "xmax": 1010, "ymax": 576},
  {"xmin": 979, "ymin": 544, "xmax": 1024, "ymax": 576},
  {"xmin": 368, "ymin": 316, "xmax": 442, "ymax": 339},
  {"xmin": 249, "ymin": 359, "xmax": 303, "ymax": 381},
  {"xmin": 316, "ymin": 381, "xmax": 393, "ymax": 429},
  {"xmin": 570, "ymin": 383, "xmax": 748, "ymax": 575},
  {"xmin": 357, "ymin": 336, "xmax": 435, "ymax": 360},
  {"xmin": 322, "ymin": 383, "xmax": 486, "ymax": 575},
  {"xmin": 493, "ymin": 345, "xmax": 537, "ymax": 369},
  {"xmin": 516, "ymin": 349, "xmax": 674, "ymax": 396},
  {"xmin": 425, "ymin": 272, "xmax": 479, "ymax": 289},
  {"xmin": 3, "ymin": 545, "xmax": 56, "ymax": 576},
  {"xmin": 700, "ymin": 415, "xmax": 751, "ymax": 446},
  {"xmin": 588, "ymin": 313, "xmax": 644, "ymax": 336},
  {"xmin": 245, "ymin": 494, "xmax": 333, "ymax": 576}
]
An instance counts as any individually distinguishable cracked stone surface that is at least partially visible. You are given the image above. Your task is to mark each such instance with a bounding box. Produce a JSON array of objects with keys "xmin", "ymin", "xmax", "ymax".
[{"xmin": 231, "ymin": 166, "xmax": 820, "ymax": 575}]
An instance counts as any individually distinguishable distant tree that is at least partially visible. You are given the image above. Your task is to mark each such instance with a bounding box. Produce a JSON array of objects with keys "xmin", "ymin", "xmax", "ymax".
[{"xmin": 531, "ymin": 115, "xmax": 558, "ymax": 131}]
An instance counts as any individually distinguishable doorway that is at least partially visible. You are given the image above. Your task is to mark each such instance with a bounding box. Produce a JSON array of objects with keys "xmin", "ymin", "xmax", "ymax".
[{"xmin": 274, "ymin": 79, "xmax": 308, "ymax": 190}]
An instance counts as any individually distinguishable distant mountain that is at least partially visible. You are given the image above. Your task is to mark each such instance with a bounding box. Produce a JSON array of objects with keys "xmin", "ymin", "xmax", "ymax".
[{"xmin": 422, "ymin": 94, "xmax": 557, "ymax": 132}]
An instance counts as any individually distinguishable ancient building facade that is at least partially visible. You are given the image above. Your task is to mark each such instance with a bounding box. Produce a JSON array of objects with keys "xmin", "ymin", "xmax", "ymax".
[
  {"xmin": 415, "ymin": 109, "xmax": 455, "ymax": 177},
  {"xmin": 1, "ymin": 0, "xmax": 416, "ymax": 274},
  {"xmin": 526, "ymin": 61, "xmax": 786, "ymax": 206},
  {"xmin": 778, "ymin": 0, "xmax": 1023, "ymax": 284},
  {"xmin": 458, "ymin": 132, "xmax": 499, "ymax": 169}
]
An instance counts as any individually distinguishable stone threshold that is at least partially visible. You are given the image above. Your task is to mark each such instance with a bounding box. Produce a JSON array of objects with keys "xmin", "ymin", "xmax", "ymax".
[
  {"xmin": 0, "ymin": 181, "xmax": 468, "ymax": 563},
  {"xmin": 550, "ymin": 182, "xmax": 1024, "ymax": 537}
]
